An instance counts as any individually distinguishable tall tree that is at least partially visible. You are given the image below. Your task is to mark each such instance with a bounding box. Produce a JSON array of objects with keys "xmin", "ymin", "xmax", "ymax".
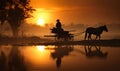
[{"xmin": 0, "ymin": 0, "xmax": 35, "ymax": 37}]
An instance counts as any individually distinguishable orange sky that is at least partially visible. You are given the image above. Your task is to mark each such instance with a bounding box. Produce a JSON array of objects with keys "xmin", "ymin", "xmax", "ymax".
[
  {"xmin": 30, "ymin": 0, "xmax": 120, "ymax": 25},
  {"xmin": 0, "ymin": 0, "xmax": 120, "ymax": 39}
]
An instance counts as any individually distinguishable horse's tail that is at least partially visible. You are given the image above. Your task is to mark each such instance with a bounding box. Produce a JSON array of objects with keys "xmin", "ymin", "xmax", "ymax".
[{"xmin": 84, "ymin": 31, "xmax": 87, "ymax": 40}]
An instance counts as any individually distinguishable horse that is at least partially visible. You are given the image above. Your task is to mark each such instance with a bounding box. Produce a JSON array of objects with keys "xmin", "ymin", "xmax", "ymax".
[{"xmin": 84, "ymin": 25, "xmax": 108, "ymax": 40}]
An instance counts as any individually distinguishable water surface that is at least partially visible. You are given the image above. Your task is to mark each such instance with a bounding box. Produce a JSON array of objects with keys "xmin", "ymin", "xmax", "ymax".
[{"xmin": 0, "ymin": 45, "xmax": 120, "ymax": 71}]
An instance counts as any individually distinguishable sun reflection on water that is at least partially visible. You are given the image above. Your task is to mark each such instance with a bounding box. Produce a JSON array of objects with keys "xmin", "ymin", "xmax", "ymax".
[
  {"xmin": 37, "ymin": 46, "xmax": 45, "ymax": 52},
  {"xmin": 21, "ymin": 45, "xmax": 55, "ymax": 66}
]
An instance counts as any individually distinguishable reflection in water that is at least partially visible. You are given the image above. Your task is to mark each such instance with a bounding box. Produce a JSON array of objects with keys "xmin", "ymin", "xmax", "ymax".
[
  {"xmin": 37, "ymin": 46, "xmax": 45, "ymax": 52},
  {"xmin": 22, "ymin": 45, "xmax": 51, "ymax": 67},
  {"xmin": 50, "ymin": 45, "xmax": 74, "ymax": 69},
  {"xmin": 84, "ymin": 43, "xmax": 108, "ymax": 58},
  {"xmin": 0, "ymin": 45, "xmax": 119, "ymax": 71},
  {"xmin": 0, "ymin": 50, "xmax": 6, "ymax": 71},
  {"xmin": 8, "ymin": 46, "xmax": 26, "ymax": 71}
]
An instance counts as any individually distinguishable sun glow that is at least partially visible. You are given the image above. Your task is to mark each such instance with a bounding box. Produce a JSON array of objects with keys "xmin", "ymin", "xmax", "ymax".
[
  {"xmin": 37, "ymin": 18, "xmax": 45, "ymax": 26},
  {"xmin": 27, "ymin": 8, "xmax": 52, "ymax": 27}
]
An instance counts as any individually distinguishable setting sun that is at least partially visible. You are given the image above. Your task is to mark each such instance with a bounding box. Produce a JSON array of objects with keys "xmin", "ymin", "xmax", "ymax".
[
  {"xmin": 27, "ymin": 8, "xmax": 51, "ymax": 27},
  {"xmin": 37, "ymin": 19, "xmax": 45, "ymax": 26}
]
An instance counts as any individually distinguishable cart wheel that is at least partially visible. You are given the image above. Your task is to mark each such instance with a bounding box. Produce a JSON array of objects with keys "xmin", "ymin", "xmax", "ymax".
[{"xmin": 70, "ymin": 36, "xmax": 74, "ymax": 41}]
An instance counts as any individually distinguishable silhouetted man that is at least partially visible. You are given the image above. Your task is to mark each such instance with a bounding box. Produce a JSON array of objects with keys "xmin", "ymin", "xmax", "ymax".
[
  {"xmin": 56, "ymin": 19, "xmax": 62, "ymax": 29},
  {"xmin": 55, "ymin": 19, "xmax": 64, "ymax": 33}
]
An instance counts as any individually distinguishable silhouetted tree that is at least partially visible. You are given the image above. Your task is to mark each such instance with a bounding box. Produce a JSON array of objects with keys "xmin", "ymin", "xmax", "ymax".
[{"xmin": 0, "ymin": 0, "xmax": 35, "ymax": 37}]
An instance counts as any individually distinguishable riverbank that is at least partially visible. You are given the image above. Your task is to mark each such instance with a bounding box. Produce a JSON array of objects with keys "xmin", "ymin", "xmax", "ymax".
[{"xmin": 0, "ymin": 37, "xmax": 120, "ymax": 47}]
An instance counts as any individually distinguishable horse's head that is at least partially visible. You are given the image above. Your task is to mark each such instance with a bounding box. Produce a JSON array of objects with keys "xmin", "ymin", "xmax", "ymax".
[
  {"xmin": 103, "ymin": 25, "xmax": 108, "ymax": 32},
  {"xmin": 100, "ymin": 25, "xmax": 108, "ymax": 32}
]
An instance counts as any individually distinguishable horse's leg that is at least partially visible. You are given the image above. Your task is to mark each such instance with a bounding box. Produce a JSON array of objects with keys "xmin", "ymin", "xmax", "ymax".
[
  {"xmin": 99, "ymin": 35, "xmax": 101, "ymax": 40},
  {"xmin": 95, "ymin": 35, "xmax": 98, "ymax": 40},
  {"xmin": 88, "ymin": 45, "xmax": 92, "ymax": 53},
  {"xmin": 90, "ymin": 34, "xmax": 92, "ymax": 40},
  {"xmin": 88, "ymin": 34, "xmax": 89, "ymax": 40},
  {"xmin": 84, "ymin": 32, "xmax": 87, "ymax": 40},
  {"xmin": 88, "ymin": 34, "xmax": 92, "ymax": 40},
  {"xmin": 84, "ymin": 45, "xmax": 88, "ymax": 55}
]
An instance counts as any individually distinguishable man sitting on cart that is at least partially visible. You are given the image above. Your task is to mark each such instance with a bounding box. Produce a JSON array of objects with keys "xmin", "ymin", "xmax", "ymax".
[{"xmin": 56, "ymin": 19, "xmax": 64, "ymax": 33}]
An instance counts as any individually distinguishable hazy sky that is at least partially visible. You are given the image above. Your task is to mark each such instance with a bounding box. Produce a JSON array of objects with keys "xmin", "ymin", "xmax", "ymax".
[
  {"xmin": 1, "ymin": 0, "xmax": 120, "ymax": 38},
  {"xmin": 30, "ymin": 0, "xmax": 120, "ymax": 25}
]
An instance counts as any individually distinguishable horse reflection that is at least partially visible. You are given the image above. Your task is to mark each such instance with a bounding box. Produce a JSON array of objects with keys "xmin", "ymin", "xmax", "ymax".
[
  {"xmin": 8, "ymin": 46, "xmax": 26, "ymax": 71},
  {"xmin": 84, "ymin": 44, "xmax": 108, "ymax": 58},
  {"xmin": 0, "ymin": 10, "xmax": 7, "ymax": 25},
  {"xmin": 51, "ymin": 45, "xmax": 74, "ymax": 69},
  {"xmin": 0, "ymin": 51, "xmax": 6, "ymax": 71}
]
